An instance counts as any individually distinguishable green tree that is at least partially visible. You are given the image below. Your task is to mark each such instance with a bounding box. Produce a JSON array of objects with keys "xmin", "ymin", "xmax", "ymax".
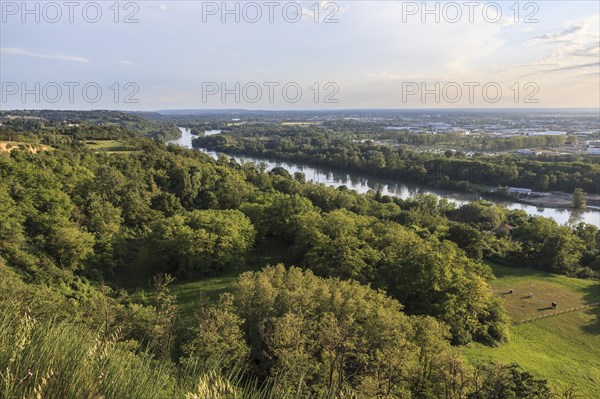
[
  {"xmin": 534, "ymin": 175, "xmax": 549, "ymax": 191},
  {"xmin": 513, "ymin": 217, "xmax": 585, "ymax": 275},
  {"xmin": 0, "ymin": 185, "xmax": 25, "ymax": 254},
  {"xmin": 152, "ymin": 210, "xmax": 255, "ymax": 275},
  {"xmin": 233, "ymin": 265, "xmax": 421, "ymax": 396},
  {"xmin": 183, "ymin": 293, "xmax": 249, "ymax": 372},
  {"xmin": 446, "ymin": 222, "xmax": 486, "ymax": 260},
  {"xmin": 471, "ymin": 363, "xmax": 552, "ymax": 399},
  {"xmin": 573, "ymin": 188, "xmax": 587, "ymax": 209},
  {"xmin": 47, "ymin": 225, "xmax": 94, "ymax": 270}
]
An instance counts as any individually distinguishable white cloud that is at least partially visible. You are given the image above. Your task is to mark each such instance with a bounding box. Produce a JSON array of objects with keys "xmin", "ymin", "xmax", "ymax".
[
  {"xmin": 119, "ymin": 60, "xmax": 136, "ymax": 65},
  {"xmin": 146, "ymin": 4, "xmax": 167, "ymax": 12},
  {"xmin": 522, "ymin": 16, "xmax": 600, "ymax": 75},
  {"xmin": 0, "ymin": 48, "xmax": 89, "ymax": 63},
  {"xmin": 546, "ymin": 62, "xmax": 599, "ymax": 73},
  {"xmin": 529, "ymin": 25, "xmax": 584, "ymax": 43}
]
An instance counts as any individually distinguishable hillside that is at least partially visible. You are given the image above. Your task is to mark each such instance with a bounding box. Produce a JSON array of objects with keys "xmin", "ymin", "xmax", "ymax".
[
  {"xmin": 0, "ymin": 141, "xmax": 50, "ymax": 154},
  {"xmin": 464, "ymin": 263, "xmax": 600, "ymax": 397}
]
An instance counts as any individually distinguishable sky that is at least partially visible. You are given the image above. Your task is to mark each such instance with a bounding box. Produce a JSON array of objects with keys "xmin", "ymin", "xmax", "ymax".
[{"xmin": 1, "ymin": 0, "xmax": 599, "ymax": 110}]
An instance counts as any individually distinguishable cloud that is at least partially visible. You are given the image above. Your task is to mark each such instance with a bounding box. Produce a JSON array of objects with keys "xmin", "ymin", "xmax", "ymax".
[
  {"xmin": 119, "ymin": 60, "xmax": 136, "ymax": 65},
  {"xmin": 546, "ymin": 62, "xmax": 600, "ymax": 72},
  {"xmin": 520, "ymin": 16, "xmax": 600, "ymax": 76},
  {"xmin": 0, "ymin": 48, "xmax": 89, "ymax": 63},
  {"xmin": 527, "ymin": 16, "xmax": 599, "ymax": 50},
  {"xmin": 569, "ymin": 43, "xmax": 600, "ymax": 58},
  {"xmin": 146, "ymin": 4, "xmax": 167, "ymax": 11},
  {"xmin": 530, "ymin": 25, "xmax": 584, "ymax": 42}
]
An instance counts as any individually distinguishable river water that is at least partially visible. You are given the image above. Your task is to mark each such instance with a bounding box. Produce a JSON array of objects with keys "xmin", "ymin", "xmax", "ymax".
[{"xmin": 168, "ymin": 127, "xmax": 600, "ymax": 227}]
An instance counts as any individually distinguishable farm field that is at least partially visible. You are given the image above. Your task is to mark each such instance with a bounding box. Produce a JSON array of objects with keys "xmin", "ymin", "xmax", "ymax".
[
  {"xmin": 463, "ymin": 263, "xmax": 600, "ymax": 397},
  {"xmin": 488, "ymin": 263, "xmax": 599, "ymax": 322}
]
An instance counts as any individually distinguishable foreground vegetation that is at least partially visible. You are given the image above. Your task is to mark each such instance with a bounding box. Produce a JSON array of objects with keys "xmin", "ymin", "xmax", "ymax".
[
  {"xmin": 2, "ymin": 264, "xmax": 556, "ymax": 399},
  {"xmin": 0, "ymin": 111, "xmax": 598, "ymax": 397}
]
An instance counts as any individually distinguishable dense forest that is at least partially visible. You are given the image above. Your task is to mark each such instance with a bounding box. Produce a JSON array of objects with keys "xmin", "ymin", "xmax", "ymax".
[
  {"xmin": 193, "ymin": 125, "xmax": 600, "ymax": 194},
  {"xmin": 1, "ymin": 115, "xmax": 598, "ymax": 398},
  {"xmin": 0, "ymin": 110, "xmax": 181, "ymax": 143}
]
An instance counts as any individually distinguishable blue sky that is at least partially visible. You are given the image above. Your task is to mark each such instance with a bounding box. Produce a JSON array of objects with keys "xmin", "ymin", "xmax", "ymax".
[{"xmin": 1, "ymin": 1, "xmax": 599, "ymax": 109}]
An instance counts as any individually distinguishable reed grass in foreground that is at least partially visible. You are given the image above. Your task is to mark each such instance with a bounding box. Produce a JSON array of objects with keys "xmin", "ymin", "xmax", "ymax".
[{"xmin": 0, "ymin": 301, "xmax": 356, "ymax": 399}]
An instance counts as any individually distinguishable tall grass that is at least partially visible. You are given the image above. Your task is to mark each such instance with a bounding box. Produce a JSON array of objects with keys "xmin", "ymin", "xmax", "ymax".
[
  {"xmin": 0, "ymin": 302, "xmax": 177, "ymax": 399},
  {"xmin": 0, "ymin": 301, "xmax": 361, "ymax": 399}
]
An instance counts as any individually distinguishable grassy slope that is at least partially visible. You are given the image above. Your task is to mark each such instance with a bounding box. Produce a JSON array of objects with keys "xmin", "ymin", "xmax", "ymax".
[
  {"xmin": 0, "ymin": 141, "xmax": 51, "ymax": 154},
  {"xmin": 85, "ymin": 140, "xmax": 137, "ymax": 153},
  {"xmin": 136, "ymin": 239, "xmax": 295, "ymax": 321},
  {"xmin": 463, "ymin": 263, "xmax": 600, "ymax": 397}
]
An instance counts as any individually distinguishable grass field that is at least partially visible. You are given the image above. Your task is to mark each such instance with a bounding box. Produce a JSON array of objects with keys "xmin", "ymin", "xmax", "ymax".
[
  {"xmin": 136, "ymin": 239, "xmax": 295, "ymax": 321},
  {"xmin": 488, "ymin": 263, "xmax": 599, "ymax": 322},
  {"xmin": 463, "ymin": 263, "xmax": 600, "ymax": 397},
  {"xmin": 85, "ymin": 140, "xmax": 136, "ymax": 153}
]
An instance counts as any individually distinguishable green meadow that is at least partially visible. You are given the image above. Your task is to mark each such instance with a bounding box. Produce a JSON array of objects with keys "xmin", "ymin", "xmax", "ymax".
[
  {"xmin": 85, "ymin": 139, "xmax": 137, "ymax": 153},
  {"xmin": 464, "ymin": 263, "xmax": 600, "ymax": 397}
]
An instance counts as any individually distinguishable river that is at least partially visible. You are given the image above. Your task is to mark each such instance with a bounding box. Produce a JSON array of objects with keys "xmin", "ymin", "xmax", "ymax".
[{"xmin": 168, "ymin": 127, "xmax": 600, "ymax": 227}]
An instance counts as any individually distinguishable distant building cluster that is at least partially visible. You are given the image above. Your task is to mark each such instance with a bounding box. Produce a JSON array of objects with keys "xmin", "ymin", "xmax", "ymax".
[
  {"xmin": 588, "ymin": 148, "xmax": 600, "ymax": 155},
  {"xmin": 515, "ymin": 149, "xmax": 542, "ymax": 156},
  {"xmin": 508, "ymin": 187, "xmax": 532, "ymax": 196}
]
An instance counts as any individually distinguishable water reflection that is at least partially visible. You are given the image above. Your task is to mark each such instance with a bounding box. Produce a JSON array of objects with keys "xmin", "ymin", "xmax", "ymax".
[{"xmin": 168, "ymin": 128, "xmax": 600, "ymax": 227}]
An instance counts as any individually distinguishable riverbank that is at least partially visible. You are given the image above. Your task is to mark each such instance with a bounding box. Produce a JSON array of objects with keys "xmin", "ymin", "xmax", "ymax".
[
  {"xmin": 195, "ymin": 140, "xmax": 599, "ymax": 213},
  {"xmin": 489, "ymin": 190, "xmax": 600, "ymax": 212},
  {"xmin": 169, "ymin": 127, "xmax": 600, "ymax": 226},
  {"xmin": 519, "ymin": 191, "xmax": 600, "ymax": 210}
]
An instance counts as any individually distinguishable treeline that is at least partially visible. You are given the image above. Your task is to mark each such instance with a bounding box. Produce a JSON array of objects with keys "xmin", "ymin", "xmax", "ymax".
[
  {"xmin": 0, "ymin": 110, "xmax": 181, "ymax": 143},
  {"xmin": 193, "ymin": 131, "xmax": 599, "ymax": 193},
  {"xmin": 1, "ymin": 134, "xmax": 597, "ymax": 397},
  {"xmin": 375, "ymin": 131, "xmax": 569, "ymax": 151},
  {"xmin": 321, "ymin": 122, "xmax": 575, "ymax": 151},
  {"xmin": 197, "ymin": 120, "xmax": 578, "ymax": 151}
]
